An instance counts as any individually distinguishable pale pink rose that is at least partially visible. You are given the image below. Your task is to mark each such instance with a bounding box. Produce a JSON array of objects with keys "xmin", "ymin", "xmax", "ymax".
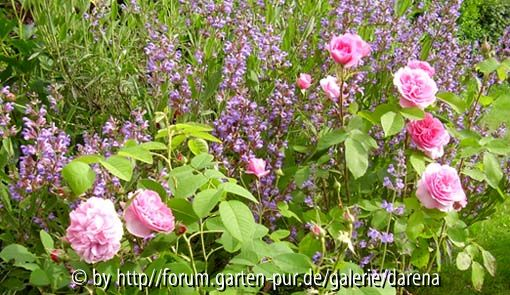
[
  {"xmin": 394, "ymin": 67, "xmax": 438, "ymax": 109},
  {"xmin": 297, "ymin": 73, "xmax": 312, "ymax": 90},
  {"xmin": 407, "ymin": 60, "xmax": 435, "ymax": 77},
  {"xmin": 66, "ymin": 197, "xmax": 123, "ymax": 263},
  {"xmin": 416, "ymin": 163, "xmax": 467, "ymax": 212},
  {"xmin": 246, "ymin": 158, "xmax": 270, "ymax": 178},
  {"xmin": 320, "ymin": 76, "xmax": 340, "ymax": 101},
  {"xmin": 124, "ymin": 190, "xmax": 175, "ymax": 238},
  {"xmin": 326, "ymin": 33, "xmax": 371, "ymax": 68},
  {"xmin": 407, "ymin": 113, "xmax": 450, "ymax": 159}
]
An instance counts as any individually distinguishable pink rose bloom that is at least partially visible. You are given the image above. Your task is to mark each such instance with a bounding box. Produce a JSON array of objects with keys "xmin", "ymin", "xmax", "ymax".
[
  {"xmin": 297, "ymin": 73, "xmax": 312, "ymax": 90},
  {"xmin": 326, "ymin": 33, "xmax": 370, "ymax": 68},
  {"xmin": 66, "ymin": 197, "xmax": 123, "ymax": 263},
  {"xmin": 394, "ymin": 67, "xmax": 438, "ymax": 109},
  {"xmin": 124, "ymin": 190, "xmax": 175, "ymax": 238},
  {"xmin": 416, "ymin": 163, "xmax": 467, "ymax": 212},
  {"xmin": 407, "ymin": 113, "xmax": 450, "ymax": 159},
  {"xmin": 320, "ymin": 76, "xmax": 340, "ymax": 101},
  {"xmin": 246, "ymin": 158, "xmax": 270, "ymax": 178},
  {"xmin": 407, "ymin": 59, "xmax": 435, "ymax": 77}
]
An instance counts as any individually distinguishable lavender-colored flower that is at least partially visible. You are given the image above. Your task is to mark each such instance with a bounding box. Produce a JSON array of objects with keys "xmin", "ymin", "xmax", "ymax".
[
  {"xmin": 380, "ymin": 232, "xmax": 394, "ymax": 244},
  {"xmin": 367, "ymin": 228, "xmax": 380, "ymax": 241}
]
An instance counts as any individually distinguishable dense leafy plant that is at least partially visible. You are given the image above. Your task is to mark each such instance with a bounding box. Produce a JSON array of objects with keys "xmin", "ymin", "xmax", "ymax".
[{"xmin": 0, "ymin": 0, "xmax": 509, "ymax": 294}]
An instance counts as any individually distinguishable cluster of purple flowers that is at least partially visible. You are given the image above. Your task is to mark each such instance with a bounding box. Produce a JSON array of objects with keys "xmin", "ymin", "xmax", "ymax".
[
  {"xmin": 9, "ymin": 100, "xmax": 70, "ymax": 200},
  {"xmin": 0, "ymin": 86, "xmax": 17, "ymax": 139}
]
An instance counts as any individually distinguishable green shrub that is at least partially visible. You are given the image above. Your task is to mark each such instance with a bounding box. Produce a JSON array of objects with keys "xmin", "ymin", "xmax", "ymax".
[{"xmin": 458, "ymin": 0, "xmax": 510, "ymax": 43}]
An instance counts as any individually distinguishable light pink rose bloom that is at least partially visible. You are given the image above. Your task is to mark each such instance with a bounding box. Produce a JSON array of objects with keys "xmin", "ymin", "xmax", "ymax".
[
  {"xmin": 407, "ymin": 113, "xmax": 450, "ymax": 159},
  {"xmin": 246, "ymin": 158, "xmax": 270, "ymax": 178},
  {"xmin": 320, "ymin": 76, "xmax": 340, "ymax": 101},
  {"xmin": 407, "ymin": 59, "xmax": 435, "ymax": 77},
  {"xmin": 394, "ymin": 67, "xmax": 438, "ymax": 109},
  {"xmin": 66, "ymin": 197, "xmax": 123, "ymax": 263},
  {"xmin": 297, "ymin": 73, "xmax": 312, "ymax": 90},
  {"xmin": 326, "ymin": 33, "xmax": 371, "ymax": 68},
  {"xmin": 416, "ymin": 163, "xmax": 467, "ymax": 212},
  {"xmin": 124, "ymin": 189, "xmax": 175, "ymax": 238}
]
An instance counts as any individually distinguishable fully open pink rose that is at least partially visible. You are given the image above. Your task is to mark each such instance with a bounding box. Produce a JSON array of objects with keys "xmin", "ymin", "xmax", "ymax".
[
  {"xmin": 246, "ymin": 158, "xmax": 270, "ymax": 178},
  {"xmin": 66, "ymin": 197, "xmax": 123, "ymax": 263},
  {"xmin": 320, "ymin": 76, "xmax": 340, "ymax": 101},
  {"xmin": 297, "ymin": 73, "xmax": 312, "ymax": 90},
  {"xmin": 407, "ymin": 60, "xmax": 435, "ymax": 77},
  {"xmin": 326, "ymin": 33, "xmax": 370, "ymax": 67},
  {"xmin": 416, "ymin": 163, "xmax": 467, "ymax": 212},
  {"xmin": 394, "ymin": 67, "xmax": 438, "ymax": 109},
  {"xmin": 124, "ymin": 190, "xmax": 175, "ymax": 238},
  {"xmin": 407, "ymin": 113, "xmax": 450, "ymax": 159}
]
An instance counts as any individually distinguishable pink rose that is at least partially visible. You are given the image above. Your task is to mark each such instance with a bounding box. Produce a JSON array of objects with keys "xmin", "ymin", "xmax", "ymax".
[
  {"xmin": 66, "ymin": 197, "xmax": 123, "ymax": 263},
  {"xmin": 297, "ymin": 73, "xmax": 312, "ymax": 90},
  {"xmin": 124, "ymin": 190, "xmax": 175, "ymax": 238},
  {"xmin": 416, "ymin": 163, "xmax": 467, "ymax": 212},
  {"xmin": 320, "ymin": 76, "xmax": 340, "ymax": 101},
  {"xmin": 407, "ymin": 59, "xmax": 435, "ymax": 77},
  {"xmin": 246, "ymin": 158, "xmax": 270, "ymax": 178},
  {"xmin": 407, "ymin": 113, "xmax": 450, "ymax": 159},
  {"xmin": 394, "ymin": 67, "xmax": 438, "ymax": 109},
  {"xmin": 326, "ymin": 33, "xmax": 370, "ymax": 68}
]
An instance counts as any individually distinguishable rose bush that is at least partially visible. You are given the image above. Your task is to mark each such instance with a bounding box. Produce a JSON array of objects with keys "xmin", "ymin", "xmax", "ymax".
[{"xmin": 0, "ymin": 1, "xmax": 509, "ymax": 294}]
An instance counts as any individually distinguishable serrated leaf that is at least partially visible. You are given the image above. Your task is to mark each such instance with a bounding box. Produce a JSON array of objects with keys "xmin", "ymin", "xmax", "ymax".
[
  {"xmin": 220, "ymin": 182, "xmax": 258, "ymax": 203},
  {"xmin": 400, "ymin": 107, "xmax": 425, "ymax": 120},
  {"xmin": 476, "ymin": 58, "xmax": 500, "ymax": 75},
  {"xmin": 193, "ymin": 189, "xmax": 222, "ymax": 218},
  {"xmin": 62, "ymin": 161, "xmax": 96, "ymax": 195},
  {"xmin": 219, "ymin": 200, "xmax": 256, "ymax": 242},
  {"xmin": 100, "ymin": 156, "xmax": 133, "ymax": 181},
  {"xmin": 141, "ymin": 141, "xmax": 167, "ymax": 150},
  {"xmin": 316, "ymin": 129, "xmax": 347, "ymax": 150},
  {"xmin": 73, "ymin": 154, "xmax": 103, "ymax": 164},
  {"xmin": 483, "ymin": 153, "xmax": 503, "ymax": 189},
  {"xmin": 381, "ymin": 111, "xmax": 405, "ymax": 137},
  {"xmin": 190, "ymin": 153, "xmax": 214, "ymax": 170},
  {"xmin": 0, "ymin": 244, "xmax": 36, "ymax": 264},
  {"xmin": 437, "ymin": 92, "xmax": 467, "ymax": 114},
  {"xmin": 118, "ymin": 146, "xmax": 153, "ymax": 164},
  {"xmin": 345, "ymin": 137, "xmax": 368, "ymax": 179},
  {"xmin": 410, "ymin": 153, "xmax": 426, "ymax": 175},
  {"xmin": 40, "ymin": 230, "xmax": 54, "ymax": 253},
  {"xmin": 188, "ymin": 138, "xmax": 209, "ymax": 155},
  {"xmin": 30, "ymin": 268, "xmax": 50, "ymax": 286},
  {"xmin": 273, "ymin": 253, "xmax": 311, "ymax": 273}
]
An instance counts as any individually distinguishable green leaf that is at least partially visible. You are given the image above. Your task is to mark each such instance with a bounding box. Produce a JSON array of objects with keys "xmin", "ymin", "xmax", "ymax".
[
  {"xmin": 140, "ymin": 141, "xmax": 167, "ymax": 150},
  {"xmin": 39, "ymin": 230, "xmax": 54, "ymax": 253},
  {"xmin": 220, "ymin": 182, "xmax": 258, "ymax": 203},
  {"xmin": 167, "ymin": 198, "xmax": 199, "ymax": 225},
  {"xmin": 73, "ymin": 154, "xmax": 103, "ymax": 164},
  {"xmin": 316, "ymin": 129, "xmax": 347, "ymax": 151},
  {"xmin": 62, "ymin": 161, "xmax": 96, "ymax": 196},
  {"xmin": 168, "ymin": 166, "xmax": 208, "ymax": 199},
  {"xmin": 410, "ymin": 153, "xmax": 426, "ymax": 175},
  {"xmin": 189, "ymin": 131, "xmax": 221, "ymax": 143},
  {"xmin": 437, "ymin": 92, "xmax": 467, "ymax": 114},
  {"xmin": 482, "ymin": 250, "xmax": 496, "ymax": 277},
  {"xmin": 219, "ymin": 200, "xmax": 256, "ymax": 243},
  {"xmin": 100, "ymin": 156, "xmax": 133, "ymax": 181},
  {"xmin": 485, "ymin": 139, "xmax": 510, "ymax": 156},
  {"xmin": 190, "ymin": 153, "xmax": 214, "ymax": 170},
  {"xmin": 400, "ymin": 107, "xmax": 425, "ymax": 120},
  {"xmin": 476, "ymin": 58, "xmax": 500, "ymax": 76},
  {"xmin": 462, "ymin": 168, "xmax": 485, "ymax": 182},
  {"xmin": 381, "ymin": 111, "xmax": 405, "ymax": 137},
  {"xmin": 411, "ymin": 240, "xmax": 430, "ymax": 269},
  {"xmin": 192, "ymin": 189, "xmax": 222, "ymax": 218},
  {"xmin": 277, "ymin": 202, "xmax": 302, "ymax": 222},
  {"xmin": 345, "ymin": 137, "xmax": 368, "ymax": 179},
  {"xmin": 0, "ymin": 244, "xmax": 36, "ymax": 264},
  {"xmin": 483, "ymin": 153, "xmax": 503, "ymax": 189},
  {"xmin": 273, "ymin": 253, "xmax": 311, "ymax": 273},
  {"xmin": 188, "ymin": 138, "xmax": 209, "ymax": 156},
  {"xmin": 456, "ymin": 251, "xmax": 471, "ymax": 271},
  {"xmin": 118, "ymin": 146, "xmax": 153, "ymax": 164},
  {"xmin": 294, "ymin": 166, "xmax": 310, "ymax": 187},
  {"xmin": 30, "ymin": 268, "xmax": 50, "ymax": 286},
  {"xmin": 406, "ymin": 211, "xmax": 425, "ymax": 241},
  {"xmin": 471, "ymin": 261, "xmax": 485, "ymax": 291},
  {"xmin": 137, "ymin": 179, "xmax": 168, "ymax": 200},
  {"xmin": 270, "ymin": 230, "xmax": 290, "ymax": 241}
]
